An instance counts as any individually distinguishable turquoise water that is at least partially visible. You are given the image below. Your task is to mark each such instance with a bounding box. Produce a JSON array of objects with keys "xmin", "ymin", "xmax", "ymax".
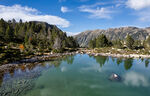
[{"xmin": 0, "ymin": 54, "xmax": 150, "ymax": 96}]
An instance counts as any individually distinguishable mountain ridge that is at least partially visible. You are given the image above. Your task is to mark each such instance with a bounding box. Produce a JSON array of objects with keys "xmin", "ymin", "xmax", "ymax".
[{"xmin": 74, "ymin": 26, "xmax": 150, "ymax": 47}]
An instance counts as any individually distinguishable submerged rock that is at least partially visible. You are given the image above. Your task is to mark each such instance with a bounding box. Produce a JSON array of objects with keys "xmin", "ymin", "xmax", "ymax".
[{"xmin": 109, "ymin": 73, "xmax": 122, "ymax": 82}]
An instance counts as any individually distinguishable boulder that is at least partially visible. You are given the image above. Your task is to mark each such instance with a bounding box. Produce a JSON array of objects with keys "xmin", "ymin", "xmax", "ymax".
[{"xmin": 109, "ymin": 73, "xmax": 122, "ymax": 82}]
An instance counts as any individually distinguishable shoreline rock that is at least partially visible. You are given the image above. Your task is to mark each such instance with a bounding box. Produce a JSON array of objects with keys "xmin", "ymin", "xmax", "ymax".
[
  {"xmin": 87, "ymin": 52, "xmax": 150, "ymax": 59},
  {"xmin": 0, "ymin": 52, "xmax": 76, "ymax": 76}
]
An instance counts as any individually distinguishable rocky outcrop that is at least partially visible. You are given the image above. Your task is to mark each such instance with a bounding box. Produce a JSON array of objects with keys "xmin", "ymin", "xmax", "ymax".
[{"xmin": 74, "ymin": 26, "xmax": 150, "ymax": 47}]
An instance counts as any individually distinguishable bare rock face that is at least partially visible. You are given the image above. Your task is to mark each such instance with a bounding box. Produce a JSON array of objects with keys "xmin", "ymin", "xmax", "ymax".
[
  {"xmin": 74, "ymin": 26, "xmax": 150, "ymax": 47},
  {"xmin": 53, "ymin": 37, "xmax": 62, "ymax": 50}
]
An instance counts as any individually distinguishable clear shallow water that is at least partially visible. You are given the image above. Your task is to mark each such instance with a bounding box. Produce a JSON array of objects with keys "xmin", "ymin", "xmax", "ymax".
[{"xmin": 0, "ymin": 54, "xmax": 150, "ymax": 96}]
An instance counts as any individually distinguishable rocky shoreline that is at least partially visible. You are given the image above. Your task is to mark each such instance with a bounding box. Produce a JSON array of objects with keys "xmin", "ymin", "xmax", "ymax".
[
  {"xmin": 1, "ymin": 50, "xmax": 150, "ymax": 71},
  {"xmin": 16, "ymin": 52, "xmax": 77, "ymax": 64},
  {"xmin": 0, "ymin": 52, "xmax": 76, "ymax": 78},
  {"xmin": 77, "ymin": 49, "xmax": 150, "ymax": 59},
  {"xmin": 87, "ymin": 52, "xmax": 150, "ymax": 59}
]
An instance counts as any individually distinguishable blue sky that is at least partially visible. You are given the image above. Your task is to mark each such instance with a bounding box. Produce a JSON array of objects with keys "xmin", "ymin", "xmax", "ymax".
[{"xmin": 0, "ymin": 0, "xmax": 150, "ymax": 35}]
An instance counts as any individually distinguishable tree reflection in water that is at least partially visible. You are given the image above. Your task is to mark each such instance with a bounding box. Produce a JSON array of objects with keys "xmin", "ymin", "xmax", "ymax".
[
  {"xmin": 63, "ymin": 55, "xmax": 74, "ymax": 65},
  {"xmin": 91, "ymin": 55, "xmax": 134, "ymax": 70},
  {"xmin": 93, "ymin": 56, "xmax": 108, "ymax": 67},
  {"xmin": 145, "ymin": 59, "xmax": 149, "ymax": 68},
  {"xmin": 48, "ymin": 55, "xmax": 75, "ymax": 67},
  {"xmin": 124, "ymin": 59, "xmax": 133, "ymax": 70},
  {"xmin": 117, "ymin": 58, "xmax": 123, "ymax": 66},
  {"xmin": 49, "ymin": 60, "xmax": 62, "ymax": 67}
]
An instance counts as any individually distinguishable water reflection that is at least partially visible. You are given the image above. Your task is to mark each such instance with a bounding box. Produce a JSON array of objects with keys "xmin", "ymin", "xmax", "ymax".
[
  {"xmin": 92, "ymin": 56, "xmax": 134, "ymax": 70},
  {"xmin": 124, "ymin": 71, "xmax": 149, "ymax": 87},
  {"xmin": 116, "ymin": 58, "xmax": 123, "ymax": 66},
  {"xmin": 124, "ymin": 59, "xmax": 133, "ymax": 70},
  {"xmin": 0, "ymin": 63, "xmax": 46, "ymax": 96},
  {"xmin": 50, "ymin": 60, "xmax": 62, "ymax": 67},
  {"xmin": 0, "ymin": 55, "xmax": 75, "ymax": 86},
  {"xmin": 63, "ymin": 55, "xmax": 74, "ymax": 64},
  {"xmin": 0, "ymin": 54, "xmax": 150, "ymax": 96},
  {"xmin": 0, "ymin": 55, "xmax": 76, "ymax": 96},
  {"xmin": 145, "ymin": 59, "xmax": 149, "ymax": 68},
  {"xmin": 93, "ymin": 56, "xmax": 108, "ymax": 67}
]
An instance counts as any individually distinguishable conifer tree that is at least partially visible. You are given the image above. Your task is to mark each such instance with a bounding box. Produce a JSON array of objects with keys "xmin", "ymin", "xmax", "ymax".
[
  {"xmin": 96, "ymin": 34, "xmax": 109, "ymax": 48},
  {"xmin": 89, "ymin": 38, "xmax": 96, "ymax": 48},
  {"xmin": 126, "ymin": 34, "xmax": 134, "ymax": 49},
  {"xmin": 112, "ymin": 39, "xmax": 123, "ymax": 49},
  {"xmin": 5, "ymin": 26, "xmax": 13, "ymax": 41},
  {"xmin": 0, "ymin": 18, "xmax": 6, "ymax": 37}
]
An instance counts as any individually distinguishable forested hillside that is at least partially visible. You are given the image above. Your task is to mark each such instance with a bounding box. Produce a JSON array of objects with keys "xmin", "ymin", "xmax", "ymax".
[{"xmin": 0, "ymin": 19, "xmax": 78, "ymax": 64}]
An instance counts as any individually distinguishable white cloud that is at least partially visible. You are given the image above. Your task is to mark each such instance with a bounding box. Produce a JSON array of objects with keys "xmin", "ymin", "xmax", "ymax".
[
  {"xmin": 125, "ymin": 0, "xmax": 150, "ymax": 22},
  {"xmin": 79, "ymin": 5, "xmax": 114, "ymax": 19},
  {"xmin": 0, "ymin": 4, "xmax": 70, "ymax": 28},
  {"xmin": 61, "ymin": 6, "xmax": 71, "ymax": 13},
  {"xmin": 79, "ymin": 3, "xmax": 106, "ymax": 8},
  {"xmin": 66, "ymin": 32, "xmax": 80, "ymax": 36},
  {"xmin": 126, "ymin": 0, "xmax": 150, "ymax": 10},
  {"xmin": 124, "ymin": 71, "xmax": 149, "ymax": 87}
]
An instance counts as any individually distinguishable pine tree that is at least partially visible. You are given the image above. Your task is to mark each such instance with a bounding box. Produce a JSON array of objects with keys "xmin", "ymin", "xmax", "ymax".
[
  {"xmin": 89, "ymin": 38, "xmax": 96, "ymax": 48},
  {"xmin": 18, "ymin": 24, "xmax": 27, "ymax": 40},
  {"xmin": 125, "ymin": 34, "xmax": 134, "ymax": 49},
  {"xmin": 0, "ymin": 18, "xmax": 6, "ymax": 37},
  {"xmin": 14, "ymin": 24, "xmax": 19, "ymax": 37},
  {"xmin": 5, "ymin": 26, "xmax": 13, "ymax": 41},
  {"xmin": 112, "ymin": 39, "xmax": 123, "ymax": 49},
  {"xmin": 19, "ymin": 19, "xmax": 23, "ymax": 24},
  {"xmin": 134, "ymin": 40, "xmax": 141, "ymax": 47},
  {"xmin": 12, "ymin": 18, "xmax": 16, "ymax": 28},
  {"xmin": 96, "ymin": 34, "xmax": 110, "ymax": 48}
]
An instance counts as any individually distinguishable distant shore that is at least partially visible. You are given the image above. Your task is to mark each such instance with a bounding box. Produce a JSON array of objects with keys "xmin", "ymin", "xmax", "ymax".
[
  {"xmin": 87, "ymin": 52, "xmax": 150, "ymax": 59},
  {"xmin": 78, "ymin": 48, "xmax": 150, "ymax": 59}
]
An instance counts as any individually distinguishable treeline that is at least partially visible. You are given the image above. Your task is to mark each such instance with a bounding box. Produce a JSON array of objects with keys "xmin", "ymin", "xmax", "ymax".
[
  {"xmin": 89, "ymin": 34, "xmax": 150, "ymax": 50},
  {"xmin": 0, "ymin": 18, "xmax": 78, "ymax": 53}
]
